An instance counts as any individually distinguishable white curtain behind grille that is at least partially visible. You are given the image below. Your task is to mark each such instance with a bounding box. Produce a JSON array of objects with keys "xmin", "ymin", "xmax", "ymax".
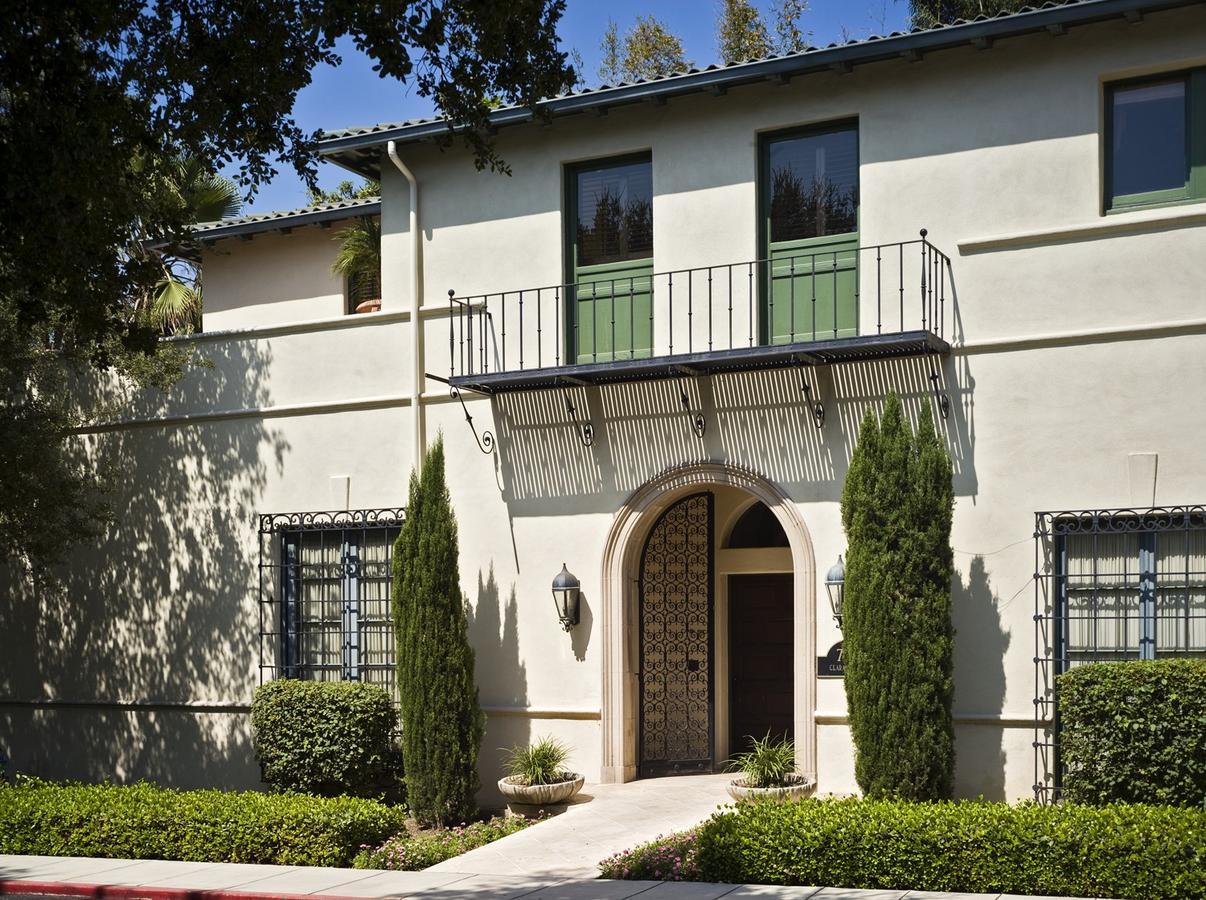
[
  {"xmin": 298, "ymin": 531, "xmax": 344, "ymax": 681},
  {"xmin": 1155, "ymin": 528, "xmax": 1206, "ymax": 656},
  {"xmin": 1064, "ymin": 532, "xmax": 1141, "ymax": 665}
]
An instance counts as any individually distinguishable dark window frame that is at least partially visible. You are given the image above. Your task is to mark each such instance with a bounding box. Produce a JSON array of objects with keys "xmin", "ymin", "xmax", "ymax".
[
  {"xmin": 757, "ymin": 117, "xmax": 860, "ymax": 259},
  {"xmin": 563, "ymin": 151, "xmax": 655, "ymax": 279},
  {"xmin": 345, "ymin": 269, "xmax": 382, "ymax": 315},
  {"xmin": 1033, "ymin": 505, "xmax": 1206, "ymax": 801},
  {"xmin": 1105, "ymin": 68, "xmax": 1206, "ymax": 213},
  {"xmin": 258, "ymin": 509, "xmax": 405, "ymax": 695}
]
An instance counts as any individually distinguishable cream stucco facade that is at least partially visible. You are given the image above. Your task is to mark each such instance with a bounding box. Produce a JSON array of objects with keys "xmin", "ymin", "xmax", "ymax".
[{"xmin": 3, "ymin": 2, "xmax": 1205, "ymax": 807}]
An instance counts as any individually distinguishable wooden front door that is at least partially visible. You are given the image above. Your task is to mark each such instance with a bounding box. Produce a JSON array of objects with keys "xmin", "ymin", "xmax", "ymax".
[{"xmin": 728, "ymin": 573, "xmax": 794, "ymax": 754}]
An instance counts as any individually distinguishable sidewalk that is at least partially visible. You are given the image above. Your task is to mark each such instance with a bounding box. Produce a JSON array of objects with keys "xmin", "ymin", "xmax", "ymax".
[{"xmin": 0, "ymin": 854, "xmax": 1104, "ymax": 900}]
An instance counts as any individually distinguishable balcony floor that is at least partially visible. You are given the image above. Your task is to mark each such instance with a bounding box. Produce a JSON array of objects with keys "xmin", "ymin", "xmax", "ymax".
[{"xmin": 447, "ymin": 329, "xmax": 950, "ymax": 394}]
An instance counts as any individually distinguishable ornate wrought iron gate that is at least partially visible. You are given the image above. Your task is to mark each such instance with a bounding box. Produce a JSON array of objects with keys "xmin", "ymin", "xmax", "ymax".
[{"xmin": 638, "ymin": 492, "xmax": 714, "ymax": 777}]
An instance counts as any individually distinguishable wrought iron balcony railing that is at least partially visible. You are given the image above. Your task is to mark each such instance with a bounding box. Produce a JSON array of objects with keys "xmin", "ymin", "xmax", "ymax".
[{"xmin": 444, "ymin": 231, "xmax": 951, "ymax": 394}]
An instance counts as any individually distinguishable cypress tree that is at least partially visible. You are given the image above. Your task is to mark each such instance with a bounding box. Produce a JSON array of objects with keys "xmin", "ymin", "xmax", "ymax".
[
  {"xmin": 392, "ymin": 437, "xmax": 484, "ymax": 825},
  {"xmin": 840, "ymin": 392, "xmax": 955, "ymax": 800}
]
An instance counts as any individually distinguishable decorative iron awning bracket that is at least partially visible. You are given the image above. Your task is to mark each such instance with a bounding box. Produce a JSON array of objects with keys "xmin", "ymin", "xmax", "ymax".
[
  {"xmin": 928, "ymin": 355, "xmax": 951, "ymax": 421},
  {"xmin": 562, "ymin": 390, "xmax": 594, "ymax": 448},
  {"xmin": 427, "ymin": 373, "xmax": 495, "ymax": 455},
  {"xmin": 451, "ymin": 385, "xmax": 495, "ymax": 454},
  {"xmin": 673, "ymin": 368, "xmax": 706, "ymax": 439},
  {"xmin": 794, "ymin": 357, "xmax": 825, "ymax": 429}
]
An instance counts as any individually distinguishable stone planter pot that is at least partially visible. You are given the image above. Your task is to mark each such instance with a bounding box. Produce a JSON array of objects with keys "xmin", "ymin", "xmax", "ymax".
[
  {"xmin": 726, "ymin": 774, "xmax": 816, "ymax": 802},
  {"xmin": 498, "ymin": 774, "xmax": 585, "ymax": 818}
]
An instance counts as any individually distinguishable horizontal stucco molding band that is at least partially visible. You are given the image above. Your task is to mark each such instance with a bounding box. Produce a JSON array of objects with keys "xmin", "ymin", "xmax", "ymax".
[
  {"xmin": 958, "ymin": 202, "xmax": 1206, "ymax": 253},
  {"xmin": 952, "ymin": 316, "xmax": 1206, "ymax": 356},
  {"xmin": 815, "ymin": 711, "xmax": 1043, "ymax": 728},
  {"xmin": 481, "ymin": 706, "xmax": 602, "ymax": 721},
  {"xmin": 0, "ymin": 697, "xmax": 252, "ymax": 713},
  {"xmin": 3, "ymin": 698, "xmax": 604, "ymax": 721},
  {"xmin": 166, "ymin": 308, "xmax": 410, "ymax": 345},
  {"xmin": 71, "ymin": 393, "xmax": 413, "ymax": 435}
]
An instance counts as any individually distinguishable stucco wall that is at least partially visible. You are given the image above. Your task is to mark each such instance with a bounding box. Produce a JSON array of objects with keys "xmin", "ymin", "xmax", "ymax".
[
  {"xmin": 202, "ymin": 225, "xmax": 358, "ymax": 331},
  {"xmin": 3, "ymin": 5, "xmax": 1205, "ymax": 806}
]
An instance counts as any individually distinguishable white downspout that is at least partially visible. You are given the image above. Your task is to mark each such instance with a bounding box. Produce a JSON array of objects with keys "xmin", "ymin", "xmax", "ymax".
[{"xmin": 387, "ymin": 140, "xmax": 424, "ymax": 472}]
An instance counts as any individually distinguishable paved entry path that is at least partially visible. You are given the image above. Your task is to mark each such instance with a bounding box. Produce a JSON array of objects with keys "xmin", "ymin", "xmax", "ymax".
[{"xmin": 427, "ymin": 773, "xmax": 733, "ymax": 879}]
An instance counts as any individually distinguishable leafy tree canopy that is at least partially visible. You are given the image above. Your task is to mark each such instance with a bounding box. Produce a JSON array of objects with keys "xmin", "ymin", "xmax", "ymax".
[
  {"xmin": 599, "ymin": 15, "xmax": 691, "ymax": 83},
  {"xmin": 909, "ymin": 0, "xmax": 1032, "ymax": 28},
  {"xmin": 0, "ymin": 1, "xmax": 573, "ymax": 571},
  {"xmin": 717, "ymin": 0, "xmax": 811, "ymax": 65},
  {"xmin": 307, "ymin": 179, "xmax": 382, "ymax": 205}
]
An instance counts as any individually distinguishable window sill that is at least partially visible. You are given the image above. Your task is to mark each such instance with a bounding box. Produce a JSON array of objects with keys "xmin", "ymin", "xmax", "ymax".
[{"xmin": 958, "ymin": 200, "xmax": 1206, "ymax": 254}]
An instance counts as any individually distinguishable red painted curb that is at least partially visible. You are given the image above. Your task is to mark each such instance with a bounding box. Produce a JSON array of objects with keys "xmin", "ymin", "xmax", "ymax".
[{"xmin": 0, "ymin": 880, "xmax": 364, "ymax": 900}]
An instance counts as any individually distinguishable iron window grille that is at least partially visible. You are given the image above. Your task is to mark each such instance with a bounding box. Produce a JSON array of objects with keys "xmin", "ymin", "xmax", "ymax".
[
  {"xmin": 258, "ymin": 509, "xmax": 405, "ymax": 697},
  {"xmin": 1033, "ymin": 506, "xmax": 1206, "ymax": 801}
]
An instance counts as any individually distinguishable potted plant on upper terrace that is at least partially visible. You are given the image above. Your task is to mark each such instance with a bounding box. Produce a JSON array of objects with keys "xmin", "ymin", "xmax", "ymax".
[
  {"xmin": 725, "ymin": 733, "xmax": 815, "ymax": 802},
  {"xmin": 497, "ymin": 735, "xmax": 585, "ymax": 817}
]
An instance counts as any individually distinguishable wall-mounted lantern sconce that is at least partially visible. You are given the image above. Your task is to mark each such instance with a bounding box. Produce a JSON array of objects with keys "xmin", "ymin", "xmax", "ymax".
[
  {"xmin": 551, "ymin": 563, "xmax": 581, "ymax": 631},
  {"xmin": 825, "ymin": 555, "xmax": 845, "ymax": 628}
]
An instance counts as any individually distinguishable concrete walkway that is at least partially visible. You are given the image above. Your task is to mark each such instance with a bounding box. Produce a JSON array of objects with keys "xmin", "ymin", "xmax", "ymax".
[
  {"xmin": 0, "ymin": 855, "xmax": 1112, "ymax": 899},
  {"xmin": 428, "ymin": 773, "xmax": 733, "ymax": 879},
  {"xmin": 0, "ymin": 856, "xmax": 1104, "ymax": 899}
]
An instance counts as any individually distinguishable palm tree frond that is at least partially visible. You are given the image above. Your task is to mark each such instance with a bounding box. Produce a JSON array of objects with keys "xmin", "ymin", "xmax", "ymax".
[
  {"xmin": 331, "ymin": 218, "xmax": 381, "ymax": 278},
  {"xmin": 151, "ymin": 277, "xmax": 201, "ymax": 332}
]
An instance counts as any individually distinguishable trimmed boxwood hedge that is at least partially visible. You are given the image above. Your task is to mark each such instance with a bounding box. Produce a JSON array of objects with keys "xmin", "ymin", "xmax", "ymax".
[
  {"xmin": 693, "ymin": 798, "xmax": 1204, "ymax": 900},
  {"xmin": 0, "ymin": 778, "xmax": 407, "ymax": 867},
  {"xmin": 252, "ymin": 678, "xmax": 402, "ymax": 800},
  {"xmin": 1057, "ymin": 659, "xmax": 1206, "ymax": 806}
]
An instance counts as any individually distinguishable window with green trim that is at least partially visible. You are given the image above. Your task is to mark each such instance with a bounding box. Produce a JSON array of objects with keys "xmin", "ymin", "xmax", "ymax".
[
  {"xmin": 565, "ymin": 154, "xmax": 653, "ymax": 363},
  {"xmin": 1106, "ymin": 69, "xmax": 1206, "ymax": 211}
]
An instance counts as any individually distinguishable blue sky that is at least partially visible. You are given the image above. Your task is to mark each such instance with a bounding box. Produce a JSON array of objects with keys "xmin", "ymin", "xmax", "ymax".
[{"xmin": 239, "ymin": 0, "xmax": 909, "ymax": 214}]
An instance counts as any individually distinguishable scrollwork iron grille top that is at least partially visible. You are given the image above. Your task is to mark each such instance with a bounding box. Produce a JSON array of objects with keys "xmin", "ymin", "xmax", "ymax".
[
  {"xmin": 259, "ymin": 507, "xmax": 406, "ymax": 534},
  {"xmin": 638, "ymin": 491, "xmax": 715, "ymax": 777},
  {"xmin": 258, "ymin": 508, "xmax": 405, "ymax": 699},
  {"xmin": 1033, "ymin": 505, "xmax": 1206, "ymax": 802}
]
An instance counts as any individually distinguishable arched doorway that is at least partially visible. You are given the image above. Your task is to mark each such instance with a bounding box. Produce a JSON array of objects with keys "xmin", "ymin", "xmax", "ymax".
[{"xmin": 600, "ymin": 463, "xmax": 817, "ymax": 784}]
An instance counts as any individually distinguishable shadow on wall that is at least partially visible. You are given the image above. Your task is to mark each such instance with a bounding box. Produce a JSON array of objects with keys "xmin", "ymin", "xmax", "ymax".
[
  {"xmin": 467, "ymin": 566, "xmax": 530, "ymax": 803},
  {"xmin": 0, "ymin": 339, "xmax": 287, "ymax": 789},
  {"xmin": 952, "ymin": 554, "xmax": 1011, "ymax": 801},
  {"xmin": 491, "ymin": 353, "xmax": 975, "ymax": 514}
]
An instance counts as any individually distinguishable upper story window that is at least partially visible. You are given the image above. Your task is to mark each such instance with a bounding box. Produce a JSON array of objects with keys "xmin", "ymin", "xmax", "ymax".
[
  {"xmin": 571, "ymin": 155, "xmax": 653, "ymax": 268},
  {"xmin": 765, "ymin": 122, "xmax": 859, "ymax": 242},
  {"xmin": 1107, "ymin": 69, "xmax": 1206, "ymax": 211},
  {"xmin": 566, "ymin": 153, "xmax": 654, "ymax": 364},
  {"xmin": 346, "ymin": 270, "xmax": 382, "ymax": 315},
  {"xmin": 760, "ymin": 121, "xmax": 860, "ymax": 344}
]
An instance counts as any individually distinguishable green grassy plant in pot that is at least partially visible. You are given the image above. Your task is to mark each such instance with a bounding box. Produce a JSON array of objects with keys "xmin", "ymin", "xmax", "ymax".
[
  {"xmin": 725, "ymin": 734, "xmax": 815, "ymax": 801},
  {"xmin": 498, "ymin": 735, "xmax": 585, "ymax": 817}
]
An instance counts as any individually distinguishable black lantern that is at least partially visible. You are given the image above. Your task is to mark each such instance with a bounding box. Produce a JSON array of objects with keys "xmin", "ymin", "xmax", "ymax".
[
  {"xmin": 551, "ymin": 563, "xmax": 581, "ymax": 631},
  {"xmin": 825, "ymin": 555, "xmax": 845, "ymax": 627}
]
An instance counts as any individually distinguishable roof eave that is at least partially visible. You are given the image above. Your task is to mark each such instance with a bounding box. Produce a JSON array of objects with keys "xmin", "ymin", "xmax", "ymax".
[
  {"xmin": 317, "ymin": 0, "xmax": 1194, "ymax": 163},
  {"xmin": 194, "ymin": 200, "xmax": 382, "ymax": 243}
]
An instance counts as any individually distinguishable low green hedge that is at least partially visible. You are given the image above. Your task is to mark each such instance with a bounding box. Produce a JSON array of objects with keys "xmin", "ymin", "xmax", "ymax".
[
  {"xmin": 689, "ymin": 798, "xmax": 1204, "ymax": 900},
  {"xmin": 252, "ymin": 679, "xmax": 402, "ymax": 800},
  {"xmin": 353, "ymin": 815, "xmax": 531, "ymax": 870},
  {"xmin": 1057, "ymin": 659, "xmax": 1206, "ymax": 806},
  {"xmin": 0, "ymin": 778, "xmax": 407, "ymax": 867}
]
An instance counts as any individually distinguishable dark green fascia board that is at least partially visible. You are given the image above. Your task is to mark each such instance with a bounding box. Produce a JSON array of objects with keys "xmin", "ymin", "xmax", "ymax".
[{"xmin": 319, "ymin": 0, "xmax": 1203, "ymax": 178}]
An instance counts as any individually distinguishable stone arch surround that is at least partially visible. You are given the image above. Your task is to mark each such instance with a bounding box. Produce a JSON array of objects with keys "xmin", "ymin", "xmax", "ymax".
[{"xmin": 599, "ymin": 461, "xmax": 818, "ymax": 783}]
